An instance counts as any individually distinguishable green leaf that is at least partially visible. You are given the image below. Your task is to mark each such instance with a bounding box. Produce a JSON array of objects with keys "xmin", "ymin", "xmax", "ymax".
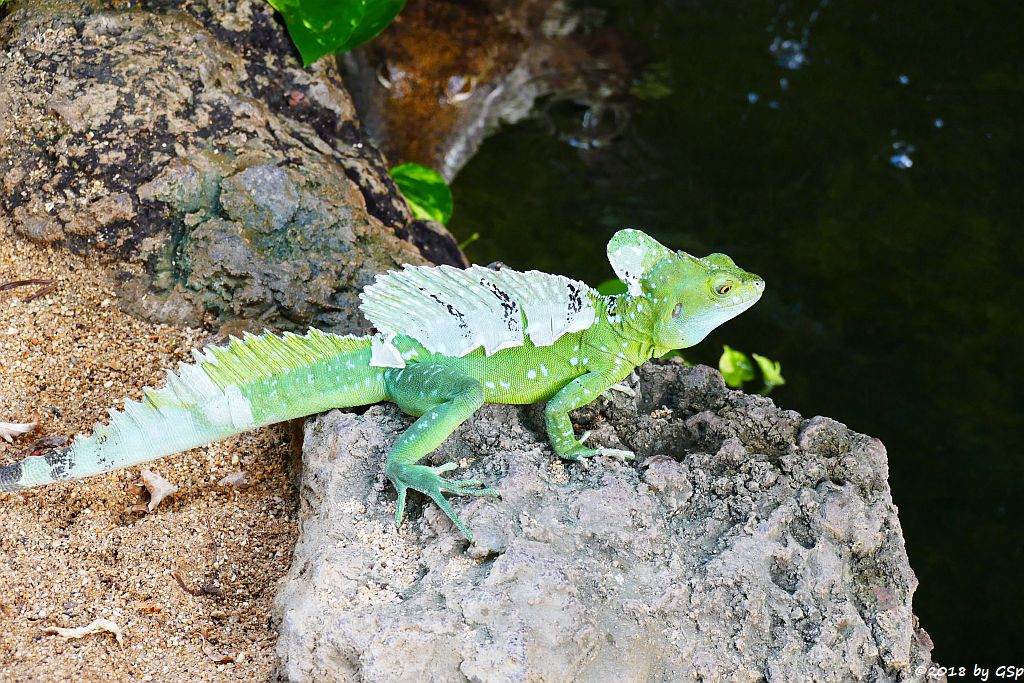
[
  {"xmin": 752, "ymin": 353, "xmax": 785, "ymax": 394},
  {"xmin": 719, "ymin": 345, "xmax": 755, "ymax": 388},
  {"xmin": 596, "ymin": 278, "xmax": 628, "ymax": 295},
  {"xmin": 389, "ymin": 163, "xmax": 454, "ymax": 224},
  {"xmin": 340, "ymin": 0, "xmax": 405, "ymax": 51},
  {"xmin": 266, "ymin": 0, "xmax": 406, "ymax": 66}
]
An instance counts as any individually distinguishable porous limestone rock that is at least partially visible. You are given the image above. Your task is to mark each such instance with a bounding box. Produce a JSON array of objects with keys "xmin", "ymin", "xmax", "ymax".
[
  {"xmin": 0, "ymin": 0, "xmax": 464, "ymax": 332},
  {"xmin": 274, "ymin": 362, "xmax": 937, "ymax": 682}
]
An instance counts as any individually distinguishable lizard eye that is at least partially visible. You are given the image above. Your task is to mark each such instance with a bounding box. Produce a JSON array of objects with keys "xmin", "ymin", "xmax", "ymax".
[
  {"xmin": 672, "ymin": 302, "xmax": 683, "ymax": 319},
  {"xmin": 715, "ymin": 283, "xmax": 733, "ymax": 296}
]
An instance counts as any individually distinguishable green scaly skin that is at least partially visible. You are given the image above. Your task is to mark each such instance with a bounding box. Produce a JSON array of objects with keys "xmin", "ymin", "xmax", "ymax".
[{"xmin": 0, "ymin": 230, "xmax": 764, "ymax": 542}]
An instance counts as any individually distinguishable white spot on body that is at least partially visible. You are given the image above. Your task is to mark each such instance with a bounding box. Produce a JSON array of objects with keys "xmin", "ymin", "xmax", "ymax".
[
  {"xmin": 527, "ymin": 369, "xmax": 537, "ymax": 380},
  {"xmin": 499, "ymin": 380, "xmax": 511, "ymax": 390},
  {"xmin": 485, "ymin": 381, "xmax": 496, "ymax": 389},
  {"xmin": 570, "ymin": 357, "xmax": 579, "ymax": 366},
  {"xmin": 540, "ymin": 364, "xmax": 549, "ymax": 377}
]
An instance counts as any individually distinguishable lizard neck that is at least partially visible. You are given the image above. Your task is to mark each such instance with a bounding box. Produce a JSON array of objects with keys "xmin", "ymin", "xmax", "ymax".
[{"xmin": 588, "ymin": 293, "xmax": 665, "ymax": 363}]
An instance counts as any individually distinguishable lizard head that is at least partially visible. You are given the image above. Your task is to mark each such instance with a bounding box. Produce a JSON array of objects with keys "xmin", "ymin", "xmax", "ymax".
[{"xmin": 607, "ymin": 229, "xmax": 765, "ymax": 349}]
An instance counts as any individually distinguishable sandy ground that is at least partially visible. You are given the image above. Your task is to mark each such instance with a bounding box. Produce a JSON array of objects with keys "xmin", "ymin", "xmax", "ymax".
[{"xmin": 0, "ymin": 222, "xmax": 299, "ymax": 681}]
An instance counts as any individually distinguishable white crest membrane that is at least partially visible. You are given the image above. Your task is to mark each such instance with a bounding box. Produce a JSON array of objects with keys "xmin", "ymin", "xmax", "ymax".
[{"xmin": 360, "ymin": 264, "xmax": 598, "ymax": 359}]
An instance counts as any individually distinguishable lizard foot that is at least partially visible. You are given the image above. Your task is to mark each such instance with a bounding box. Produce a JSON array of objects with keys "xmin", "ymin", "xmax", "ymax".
[
  {"xmin": 386, "ymin": 461, "xmax": 499, "ymax": 542},
  {"xmin": 604, "ymin": 382, "xmax": 637, "ymax": 398},
  {"xmin": 561, "ymin": 446, "xmax": 636, "ymax": 462}
]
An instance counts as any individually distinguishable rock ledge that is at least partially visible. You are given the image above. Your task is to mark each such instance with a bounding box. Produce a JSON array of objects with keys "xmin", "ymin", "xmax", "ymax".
[{"xmin": 274, "ymin": 362, "xmax": 935, "ymax": 682}]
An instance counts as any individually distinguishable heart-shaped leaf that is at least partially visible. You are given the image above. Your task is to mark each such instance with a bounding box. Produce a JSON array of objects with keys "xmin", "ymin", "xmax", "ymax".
[
  {"xmin": 266, "ymin": 0, "xmax": 406, "ymax": 66},
  {"xmin": 390, "ymin": 163, "xmax": 454, "ymax": 224}
]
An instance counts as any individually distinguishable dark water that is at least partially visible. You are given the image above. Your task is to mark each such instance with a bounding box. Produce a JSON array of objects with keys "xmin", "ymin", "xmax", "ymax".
[{"xmin": 449, "ymin": 0, "xmax": 1024, "ymax": 666}]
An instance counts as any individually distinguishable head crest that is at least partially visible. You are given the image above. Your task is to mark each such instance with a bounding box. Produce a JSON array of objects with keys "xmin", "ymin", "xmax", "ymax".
[{"xmin": 607, "ymin": 229, "xmax": 681, "ymax": 296}]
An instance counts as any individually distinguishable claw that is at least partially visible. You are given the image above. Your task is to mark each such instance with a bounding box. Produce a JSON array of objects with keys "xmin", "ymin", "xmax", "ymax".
[{"xmin": 393, "ymin": 484, "xmax": 409, "ymax": 529}]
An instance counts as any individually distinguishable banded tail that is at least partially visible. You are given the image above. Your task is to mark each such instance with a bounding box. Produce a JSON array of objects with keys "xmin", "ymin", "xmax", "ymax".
[{"xmin": 0, "ymin": 329, "xmax": 383, "ymax": 491}]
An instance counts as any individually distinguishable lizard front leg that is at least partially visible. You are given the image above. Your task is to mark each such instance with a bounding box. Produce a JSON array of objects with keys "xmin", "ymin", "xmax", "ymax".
[
  {"xmin": 383, "ymin": 363, "xmax": 498, "ymax": 542},
  {"xmin": 545, "ymin": 370, "xmax": 635, "ymax": 461}
]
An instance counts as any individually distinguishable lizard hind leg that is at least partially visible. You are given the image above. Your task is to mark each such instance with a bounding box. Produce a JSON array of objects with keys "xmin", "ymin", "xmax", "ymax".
[{"xmin": 383, "ymin": 364, "xmax": 499, "ymax": 542}]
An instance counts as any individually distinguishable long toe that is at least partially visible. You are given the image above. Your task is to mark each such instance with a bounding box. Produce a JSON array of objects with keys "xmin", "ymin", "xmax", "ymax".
[
  {"xmin": 447, "ymin": 478, "xmax": 483, "ymax": 487},
  {"xmin": 428, "ymin": 491, "xmax": 474, "ymax": 541},
  {"xmin": 598, "ymin": 448, "xmax": 636, "ymax": 461}
]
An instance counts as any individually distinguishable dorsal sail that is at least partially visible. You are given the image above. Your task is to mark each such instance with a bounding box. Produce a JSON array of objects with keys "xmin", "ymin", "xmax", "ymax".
[{"xmin": 359, "ymin": 264, "xmax": 597, "ymax": 363}]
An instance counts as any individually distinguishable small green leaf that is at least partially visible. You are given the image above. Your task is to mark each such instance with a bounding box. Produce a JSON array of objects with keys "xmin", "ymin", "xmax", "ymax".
[
  {"xmin": 389, "ymin": 163, "xmax": 454, "ymax": 224},
  {"xmin": 597, "ymin": 278, "xmax": 628, "ymax": 295},
  {"xmin": 752, "ymin": 353, "xmax": 785, "ymax": 394},
  {"xmin": 719, "ymin": 345, "xmax": 755, "ymax": 388},
  {"xmin": 457, "ymin": 232, "xmax": 480, "ymax": 250},
  {"xmin": 630, "ymin": 62, "xmax": 674, "ymax": 101},
  {"xmin": 266, "ymin": 0, "xmax": 406, "ymax": 66}
]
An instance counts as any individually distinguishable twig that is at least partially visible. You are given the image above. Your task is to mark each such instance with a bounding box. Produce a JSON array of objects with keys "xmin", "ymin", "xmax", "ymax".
[
  {"xmin": 18, "ymin": 435, "xmax": 68, "ymax": 458},
  {"xmin": 0, "ymin": 278, "xmax": 57, "ymax": 302},
  {"xmin": 171, "ymin": 571, "xmax": 204, "ymax": 597},
  {"xmin": 23, "ymin": 281, "xmax": 57, "ymax": 302},
  {"xmin": 0, "ymin": 279, "xmax": 52, "ymax": 292}
]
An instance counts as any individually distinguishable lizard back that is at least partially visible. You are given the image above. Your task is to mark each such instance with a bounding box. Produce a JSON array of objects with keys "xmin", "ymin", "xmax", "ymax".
[{"xmin": 359, "ymin": 264, "xmax": 598, "ymax": 363}]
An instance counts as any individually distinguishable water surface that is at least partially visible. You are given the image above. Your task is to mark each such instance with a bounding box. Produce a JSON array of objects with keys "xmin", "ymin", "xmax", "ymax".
[{"xmin": 449, "ymin": 0, "xmax": 1024, "ymax": 664}]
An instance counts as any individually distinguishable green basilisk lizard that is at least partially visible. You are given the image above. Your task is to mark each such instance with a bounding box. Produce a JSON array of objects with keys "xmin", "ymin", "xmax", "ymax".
[{"xmin": 0, "ymin": 230, "xmax": 764, "ymax": 540}]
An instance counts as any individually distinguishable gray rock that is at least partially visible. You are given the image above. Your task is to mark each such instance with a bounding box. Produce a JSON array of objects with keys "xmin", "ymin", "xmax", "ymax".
[
  {"xmin": 274, "ymin": 362, "xmax": 937, "ymax": 682},
  {"xmin": 0, "ymin": 0, "xmax": 465, "ymax": 331}
]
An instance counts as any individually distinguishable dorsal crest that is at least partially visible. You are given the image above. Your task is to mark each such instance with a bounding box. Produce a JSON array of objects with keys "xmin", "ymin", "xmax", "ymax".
[
  {"xmin": 360, "ymin": 264, "xmax": 597, "ymax": 362},
  {"xmin": 607, "ymin": 229, "xmax": 678, "ymax": 296}
]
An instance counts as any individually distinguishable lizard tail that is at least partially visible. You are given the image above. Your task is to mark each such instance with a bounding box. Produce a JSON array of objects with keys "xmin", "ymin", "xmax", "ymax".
[{"xmin": 0, "ymin": 329, "xmax": 383, "ymax": 491}]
